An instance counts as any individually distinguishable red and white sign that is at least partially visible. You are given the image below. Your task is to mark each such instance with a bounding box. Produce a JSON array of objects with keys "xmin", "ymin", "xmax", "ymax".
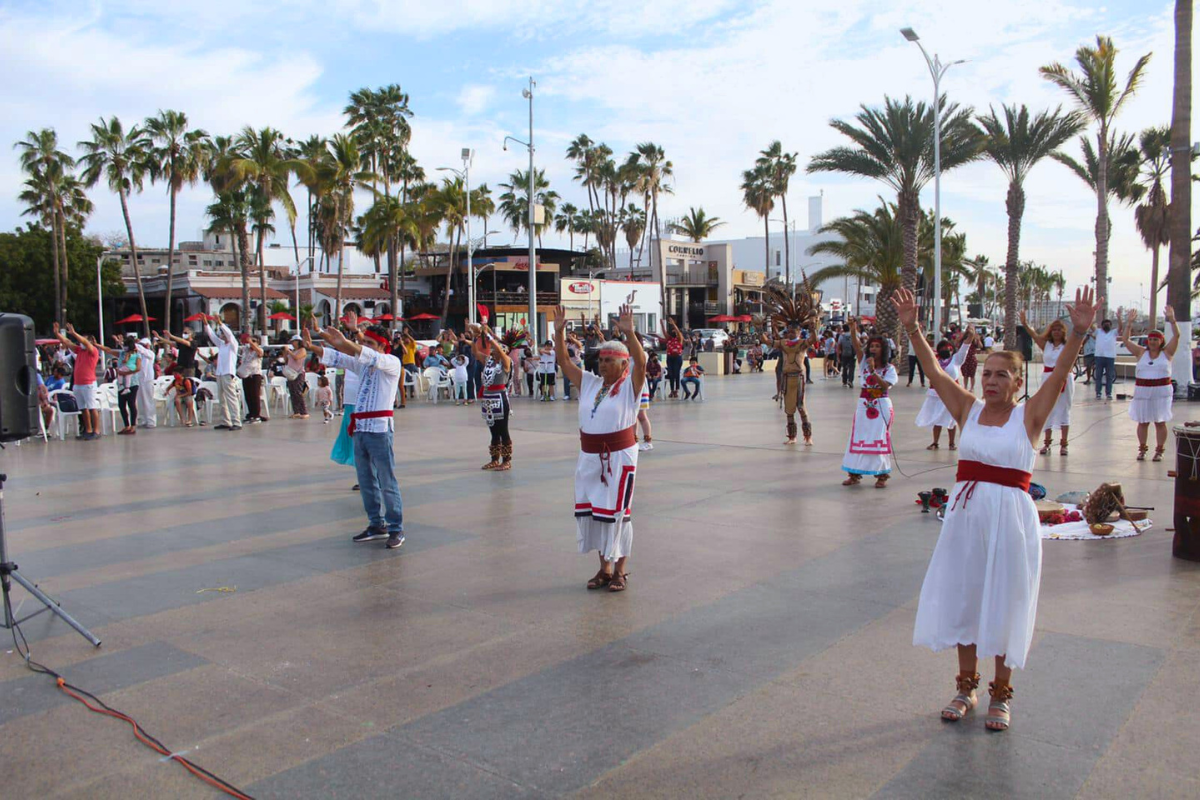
[{"xmin": 567, "ymin": 282, "xmax": 593, "ymax": 295}]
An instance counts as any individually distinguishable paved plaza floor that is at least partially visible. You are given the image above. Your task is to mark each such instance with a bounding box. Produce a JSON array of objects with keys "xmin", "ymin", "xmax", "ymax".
[{"xmin": 2, "ymin": 368, "xmax": 1199, "ymax": 798}]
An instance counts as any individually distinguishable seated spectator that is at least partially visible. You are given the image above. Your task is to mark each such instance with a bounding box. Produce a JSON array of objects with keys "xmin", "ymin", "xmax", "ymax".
[
  {"xmin": 171, "ymin": 371, "xmax": 198, "ymax": 427},
  {"xmin": 424, "ymin": 350, "xmax": 449, "ymax": 372},
  {"xmin": 645, "ymin": 352, "xmax": 663, "ymax": 400},
  {"xmin": 37, "ymin": 370, "xmax": 55, "ymax": 432},
  {"xmin": 681, "ymin": 357, "xmax": 705, "ymax": 400}
]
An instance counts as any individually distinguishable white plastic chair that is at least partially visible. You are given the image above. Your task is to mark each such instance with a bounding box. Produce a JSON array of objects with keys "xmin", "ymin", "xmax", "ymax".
[
  {"xmin": 96, "ymin": 383, "xmax": 122, "ymax": 434},
  {"xmin": 402, "ymin": 369, "xmax": 418, "ymax": 404},
  {"xmin": 422, "ymin": 367, "xmax": 444, "ymax": 403},
  {"xmin": 151, "ymin": 375, "xmax": 174, "ymax": 426},
  {"xmin": 198, "ymin": 380, "xmax": 219, "ymax": 425},
  {"xmin": 269, "ymin": 376, "xmax": 290, "ymax": 415},
  {"xmin": 304, "ymin": 372, "xmax": 319, "ymax": 407},
  {"xmin": 48, "ymin": 389, "xmax": 81, "ymax": 439}
]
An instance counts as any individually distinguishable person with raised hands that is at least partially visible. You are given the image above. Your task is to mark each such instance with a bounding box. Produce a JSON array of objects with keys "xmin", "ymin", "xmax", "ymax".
[
  {"xmin": 1122, "ymin": 305, "xmax": 1181, "ymax": 462},
  {"xmin": 898, "ymin": 285, "xmax": 1095, "ymax": 733},
  {"xmin": 555, "ymin": 303, "xmax": 646, "ymax": 592},
  {"xmin": 303, "ymin": 311, "xmax": 405, "ymax": 550},
  {"xmin": 469, "ymin": 322, "xmax": 514, "ymax": 471}
]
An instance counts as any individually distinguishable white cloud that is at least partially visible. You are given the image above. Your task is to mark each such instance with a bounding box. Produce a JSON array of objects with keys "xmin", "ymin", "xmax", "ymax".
[{"xmin": 457, "ymin": 85, "xmax": 496, "ymax": 116}]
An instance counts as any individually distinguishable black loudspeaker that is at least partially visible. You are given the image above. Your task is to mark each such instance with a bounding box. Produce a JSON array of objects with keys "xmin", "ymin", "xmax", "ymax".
[
  {"xmin": 1015, "ymin": 326, "xmax": 1033, "ymax": 361},
  {"xmin": 0, "ymin": 313, "xmax": 38, "ymax": 442}
]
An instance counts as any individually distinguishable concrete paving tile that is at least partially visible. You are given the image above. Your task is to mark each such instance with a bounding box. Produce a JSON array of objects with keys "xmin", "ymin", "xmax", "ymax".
[
  {"xmin": 1101, "ymin": 650, "xmax": 1200, "ymax": 776},
  {"xmin": 1077, "ymin": 755, "xmax": 1200, "ymax": 800}
]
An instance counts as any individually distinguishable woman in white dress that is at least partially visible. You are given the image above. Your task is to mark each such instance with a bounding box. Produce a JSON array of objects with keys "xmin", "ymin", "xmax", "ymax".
[
  {"xmin": 1122, "ymin": 307, "xmax": 1180, "ymax": 462},
  {"xmin": 896, "ymin": 285, "xmax": 1096, "ymax": 732},
  {"xmin": 1018, "ymin": 314, "xmax": 1076, "ymax": 456},
  {"xmin": 553, "ymin": 304, "xmax": 646, "ymax": 593},
  {"xmin": 841, "ymin": 317, "xmax": 897, "ymax": 489},
  {"xmin": 915, "ymin": 326, "xmax": 973, "ymax": 451}
]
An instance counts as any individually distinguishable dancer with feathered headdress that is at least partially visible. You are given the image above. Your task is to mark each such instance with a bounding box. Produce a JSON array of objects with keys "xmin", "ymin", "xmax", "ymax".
[{"xmin": 757, "ymin": 277, "xmax": 820, "ymax": 445}]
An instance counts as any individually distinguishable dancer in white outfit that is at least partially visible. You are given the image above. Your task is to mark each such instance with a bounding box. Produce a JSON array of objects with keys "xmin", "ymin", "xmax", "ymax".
[
  {"xmin": 1018, "ymin": 314, "xmax": 1075, "ymax": 456},
  {"xmin": 895, "ymin": 285, "xmax": 1096, "ymax": 733},
  {"xmin": 841, "ymin": 317, "xmax": 896, "ymax": 488},
  {"xmin": 915, "ymin": 326, "xmax": 973, "ymax": 450},
  {"xmin": 553, "ymin": 303, "xmax": 646, "ymax": 593},
  {"xmin": 1122, "ymin": 307, "xmax": 1180, "ymax": 462}
]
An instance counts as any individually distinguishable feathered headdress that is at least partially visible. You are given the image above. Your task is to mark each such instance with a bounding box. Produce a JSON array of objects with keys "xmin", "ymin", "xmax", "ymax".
[{"xmin": 756, "ymin": 274, "xmax": 819, "ymax": 336}]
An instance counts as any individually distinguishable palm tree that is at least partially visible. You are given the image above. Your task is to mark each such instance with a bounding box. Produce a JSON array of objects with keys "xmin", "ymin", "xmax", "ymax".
[
  {"xmin": 1167, "ymin": 0, "xmax": 1192, "ymax": 320},
  {"xmin": 14, "ymin": 128, "xmax": 77, "ymax": 325},
  {"xmin": 1042, "ymin": 35, "xmax": 1152, "ymax": 316},
  {"xmin": 224, "ymin": 127, "xmax": 307, "ymax": 336},
  {"xmin": 976, "ymin": 103, "xmax": 1084, "ymax": 346},
  {"xmin": 361, "ymin": 195, "xmax": 418, "ymax": 329},
  {"xmin": 757, "ymin": 141, "xmax": 798, "ymax": 282},
  {"xmin": 145, "ymin": 110, "xmax": 210, "ymax": 333},
  {"xmin": 314, "ymin": 133, "xmax": 374, "ymax": 317},
  {"xmin": 1053, "ymin": 131, "xmax": 1146, "ymax": 219},
  {"xmin": 629, "ymin": 142, "xmax": 672, "ymax": 304},
  {"xmin": 668, "ymin": 206, "xmax": 726, "ymax": 242},
  {"xmin": 808, "ymin": 95, "xmax": 982, "ymax": 339},
  {"xmin": 807, "ymin": 201, "xmax": 907, "ymax": 336},
  {"xmin": 205, "ymin": 135, "xmax": 254, "ymax": 330},
  {"xmin": 621, "ymin": 205, "xmax": 646, "ymax": 269},
  {"xmin": 294, "ymin": 135, "xmax": 328, "ymax": 266},
  {"xmin": 555, "ymin": 202, "xmax": 579, "ymax": 250},
  {"xmin": 497, "ymin": 168, "xmax": 559, "ymax": 243},
  {"xmin": 1133, "ymin": 126, "xmax": 1171, "ymax": 325},
  {"xmin": 964, "ymin": 255, "xmax": 997, "ymax": 318},
  {"xmin": 437, "ymin": 177, "xmax": 469, "ymax": 323},
  {"xmin": 78, "ymin": 116, "xmax": 153, "ymax": 336},
  {"xmin": 741, "ymin": 164, "xmax": 775, "ymax": 273}
]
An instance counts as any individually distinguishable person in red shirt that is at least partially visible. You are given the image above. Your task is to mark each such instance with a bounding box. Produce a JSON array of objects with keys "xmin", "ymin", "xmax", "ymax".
[
  {"xmin": 54, "ymin": 322, "xmax": 101, "ymax": 440},
  {"xmin": 660, "ymin": 318, "xmax": 685, "ymax": 398}
]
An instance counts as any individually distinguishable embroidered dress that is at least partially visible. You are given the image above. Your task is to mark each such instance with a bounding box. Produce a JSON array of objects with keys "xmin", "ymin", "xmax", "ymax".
[
  {"xmin": 329, "ymin": 365, "xmax": 360, "ymax": 467},
  {"xmin": 1041, "ymin": 341, "xmax": 1075, "ymax": 431},
  {"xmin": 842, "ymin": 361, "xmax": 897, "ymax": 476},
  {"xmin": 479, "ymin": 356, "xmax": 511, "ymax": 427},
  {"xmin": 915, "ymin": 341, "xmax": 971, "ymax": 429},
  {"xmin": 575, "ymin": 371, "xmax": 639, "ymax": 562},
  {"xmin": 914, "ymin": 402, "xmax": 1040, "ymax": 669},
  {"xmin": 1129, "ymin": 350, "xmax": 1173, "ymax": 423}
]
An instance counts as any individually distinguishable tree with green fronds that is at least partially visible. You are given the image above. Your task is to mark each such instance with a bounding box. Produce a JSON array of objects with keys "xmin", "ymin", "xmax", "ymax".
[
  {"xmin": 145, "ymin": 110, "xmax": 210, "ymax": 333},
  {"xmin": 741, "ymin": 164, "xmax": 775, "ymax": 274},
  {"xmin": 757, "ymin": 141, "xmax": 798, "ymax": 281},
  {"xmin": 669, "ymin": 207, "xmax": 726, "ymax": 243},
  {"xmin": 1041, "ymin": 35, "xmax": 1152, "ymax": 317},
  {"xmin": 975, "ymin": 103, "xmax": 1084, "ymax": 346},
  {"xmin": 1132, "ymin": 126, "xmax": 1171, "ymax": 326},
  {"xmin": 78, "ymin": 116, "xmax": 153, "ymax": 336}
]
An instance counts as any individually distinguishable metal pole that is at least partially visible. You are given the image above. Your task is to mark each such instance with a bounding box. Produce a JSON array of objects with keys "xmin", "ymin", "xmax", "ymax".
[
  {"xmin": 932, "ymin": 63, "xmax": 942, "ymax": 334},
  {"xmin": 466, "ymin": 152, "xmax": 474, "ymax": 326},
  {"xmin": 527, "ymin": 78, "xmax": 537, "ymax": 343},
  {"xmin": 96, "ymin": 256, "xmax": 104, "ymax": 344}
]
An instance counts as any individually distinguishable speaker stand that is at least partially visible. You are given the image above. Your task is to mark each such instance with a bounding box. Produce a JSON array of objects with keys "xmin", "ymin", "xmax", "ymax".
[{"xmin": 0, "ymin": 474, "xmax": 100, "ymax": 647}]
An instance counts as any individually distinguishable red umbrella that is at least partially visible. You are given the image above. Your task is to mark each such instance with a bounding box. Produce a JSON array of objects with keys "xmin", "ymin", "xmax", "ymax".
[
  {"xmin": 35, "ymin": 338, "xmax": 59, "ymax": 345},
  {"xmin": 116, "ymin": 314, "xmax": 155, "ymax": 324},
  {"xmin": 182, "ymin": 313, "xmax": 207, "ymax": 322},
  {"xmin": 735, "ymin": 315, "xmax": 754, "ymax": 322},
  {"xmin": 707, "ymin": 314, "xmax": 738, "ymax": 323},
  {"xmin": 268, "ymin": 312, "xmax": 296, "ymax": 321},
  {"xmin": 407, "ymin": 313, "xmax": 440, "ymax": 321},
  {"xmin": 374, "ymin": 313, "xmax": 395, "ymax": 321}
]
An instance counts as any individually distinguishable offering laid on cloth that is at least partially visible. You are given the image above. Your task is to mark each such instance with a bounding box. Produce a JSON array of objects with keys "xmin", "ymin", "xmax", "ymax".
[{"xmin": 1041, "ymin": 503, "xmax": 1152, "ymax": 541}]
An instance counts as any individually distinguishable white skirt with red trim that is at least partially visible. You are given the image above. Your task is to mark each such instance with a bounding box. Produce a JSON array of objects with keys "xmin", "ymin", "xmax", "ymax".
[{"xmin": 575, "ymin": 444, "xmax": 638, "ymax": 562}]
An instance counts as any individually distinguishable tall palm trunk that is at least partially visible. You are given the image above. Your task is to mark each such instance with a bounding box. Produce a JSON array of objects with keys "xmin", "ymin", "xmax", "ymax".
[
  {"xmin": 636, "ymin": 192, "xmax": 650, "ymax": 267},
  {"xmin": 763, "ymin": 216, "xmax": 770, "ymax": 277},
  {"xmin": 441, "ymin": 227, "xmax": 460, "ymax": 324},
  {"xmin": 1167, "ymin": 0, "xmax": 1193, "ymax": 325},
  {"xmin": 49, "ymin": 209, "xmax": 62, "ymax": 326},
  {"xmin": 1149, "ymin": 245, "xmax": 1162, "ymax": 327},
  {"xmin": 58, "ymin": 209, "xmax": 69, "ymax": 320},
  {"xmin": 388, "ymin": 238, "xmax": 399, "ymax": 333},
  {"xmin": 164, "ymin": 187, "xmax": 178, "ymax": 333},
  {"xmin": 399, "ymin": 238, "xmax": 407, "ymax": 322},
  {"xmin": 334, "ymin": 198, "xmax": 346, "ymax": 318},
  {"xmin": 1094, "ymin": 126, "xmax": 1110, "ymax": 318},
  {"xmin": 256, "ymin": 228, "xmax": 268, "ymax": 338},
  {"xmin": 118, "ymin": 187, "xmax": 150, "ymax": 337},
  {"xmin": 897, "ymin": 191, "xmax": 920, "ymax": 372},
  {"xmin": 237, "ymin": 222, "xmax": 251, "ymax": 334}
]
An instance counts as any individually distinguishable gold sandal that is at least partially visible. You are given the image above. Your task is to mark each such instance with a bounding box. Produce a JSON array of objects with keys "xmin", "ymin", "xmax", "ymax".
[
  {"xmin": 985, "ymin": 680, "xmax": 1014, "ymax": 732},
  {"xmin": 941, "ymin": 672, "xmax": 980, "ymax": 722}
]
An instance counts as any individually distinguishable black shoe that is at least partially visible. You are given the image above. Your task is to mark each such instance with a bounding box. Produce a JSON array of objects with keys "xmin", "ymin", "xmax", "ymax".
[
  {"xmin": 352, "ymin": 527, "xmax": 388, "ymax": 543},
  {"xmin": 386, "ymin": 532, "xmax": 405, "ymax": 549},
  {"xmin": 351, "ymin": 484, "xmax": 360, "ymax": 491},
  {"xmin": 231, "ymin": 425, "xmax": 243, "ymax": 430},
  {"xmin": 213, "ymin": 424, "xmax": 231, "ymax": 430}
]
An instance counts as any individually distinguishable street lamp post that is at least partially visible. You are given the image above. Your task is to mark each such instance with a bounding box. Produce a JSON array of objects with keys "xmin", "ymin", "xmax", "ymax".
[
  {"xmin": 901, "ymin": 27, "xmax": 964, "ymax": 332},
  {"xmin": 95, "ymin": 256, "xmax": 105, "ymax": 344},
  {"xmin": 504, "ymin": 77, "xmax": 538, "ymax": 342}
]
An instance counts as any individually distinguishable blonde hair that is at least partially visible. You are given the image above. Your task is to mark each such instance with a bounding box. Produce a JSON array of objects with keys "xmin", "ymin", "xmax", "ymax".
[
  {"xmin": 1041, "ymin": 319, "xmax": 1067, "ymax": 344},
  {"xmin": 984, "ymin": 350, "xmax": 1024, "ymax": 375}
]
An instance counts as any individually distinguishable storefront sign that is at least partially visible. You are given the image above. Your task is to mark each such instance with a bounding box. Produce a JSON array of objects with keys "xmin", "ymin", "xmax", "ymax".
[
  {"xmin": 667, "ymin": 244, "xmax": 705, "ymax": 257},
  {"xmin": 567, "ymin": 282, "xmax": 593, "ymax": 294}
]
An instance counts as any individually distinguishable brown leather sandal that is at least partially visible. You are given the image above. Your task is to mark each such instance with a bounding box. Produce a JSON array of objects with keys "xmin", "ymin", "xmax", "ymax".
[
  {"xmin": 985, "ymin": 680, "xmax": 1014, "ymax": 731},
  {"xmin": 1152, "ymin": 446, "xmax": 1165, "ymax": 463},
  {"xmin": 874, "ymin": 474, "xmax": 889, "ymax": 489},
  {"xmin": 842, "ymin": 474, "xmax": 862, "ymax": 486},
  {"xmin": 481, "ymin": 445, "xmax": 501, "ymax": 471},
  {"xmin": 587, "ymin": 570, "xmax": 613, "ymax": 590},
  {"xmin": 942, "ymin": 672, "xmax": 980, "ymax": 721},
  {"xmin": 608, "ymin": 572, "xmax": 629, "ymax": 592}
]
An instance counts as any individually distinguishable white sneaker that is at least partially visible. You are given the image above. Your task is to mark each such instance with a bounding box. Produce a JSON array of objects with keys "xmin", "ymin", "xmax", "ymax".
[{"xmin": 639, "ymin": 441, "xmax": 653, "ymax": 451}]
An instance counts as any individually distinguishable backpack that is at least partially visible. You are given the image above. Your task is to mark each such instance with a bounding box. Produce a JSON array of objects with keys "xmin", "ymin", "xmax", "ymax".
[{"xmin": 54, "ymin": 393, "xmax": 79, "ymax": 413}]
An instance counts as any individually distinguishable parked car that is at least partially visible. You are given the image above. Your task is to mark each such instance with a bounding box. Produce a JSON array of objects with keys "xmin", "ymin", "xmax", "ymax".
[
  {"xmin": 693, "ymin": 328, "xmax": 730, "ymax": 348},
  {"xmin": 1117, "ymin": 335, "xmax": 1148, "ymax": 359}
]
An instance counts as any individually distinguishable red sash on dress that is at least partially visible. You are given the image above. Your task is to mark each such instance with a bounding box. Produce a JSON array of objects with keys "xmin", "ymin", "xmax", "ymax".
[
  {"xmin": 580, "ymin": 426, "xmax": 637, "ymax": 486},
  {"xmin": 484, "ymin": 384, "xmax": 507, "ymax": 392},
  {"xmin": 1043, "ymin": 365, "xmax": 1066, "ymax": 393},
  {"xmin": 348, "ymin": 409, "xmax": 393, "ymax": 435},
  {"xmin": 950, "ymin": 459, "xmax": 1033, "ymax": 510},
  {"xmin": 1135, "ymin": 377, "xmax": 1171, "ymax": 387}
]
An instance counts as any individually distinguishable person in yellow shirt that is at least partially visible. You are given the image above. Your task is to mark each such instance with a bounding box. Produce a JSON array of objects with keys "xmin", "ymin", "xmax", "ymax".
[{"xmin": 398, "ymin": 330, "xmax": 418, "ymax": 408}]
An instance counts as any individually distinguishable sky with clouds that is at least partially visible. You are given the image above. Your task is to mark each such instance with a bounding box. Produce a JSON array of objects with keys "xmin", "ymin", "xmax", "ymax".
[{"xmin": 1, "ymin": 0, "xmax": 1193, "ymax": 310}]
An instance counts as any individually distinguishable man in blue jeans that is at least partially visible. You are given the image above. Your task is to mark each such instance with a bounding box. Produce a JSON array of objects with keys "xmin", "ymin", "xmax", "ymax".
[
  {"xmin": 1092, "ymin": 318, "xmax": 1118, "ymax": 400},
  {"xmin": 304, "ymin": 314, "xmax": 405, "ymax": 549}
]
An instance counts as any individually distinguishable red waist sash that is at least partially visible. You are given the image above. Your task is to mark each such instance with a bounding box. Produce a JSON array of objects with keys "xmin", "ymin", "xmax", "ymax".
[
  {"xmin": 348, "ymin": 409, "xmax": 393, "ymax": 435},
  {"xmin": 580, "ymin": 426, "xmax": 637, "ymax": 486},
  {"xmin": 951, "ymin": 459, "xmax": 1033, "ymax": 510},
  {"xmin": 484, "ymin": 384, "xmax": 507, "ymax": 392},
  {"xmin": 1136, "ymin": 377, "xmax": 1171, "ymax": 387}
]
